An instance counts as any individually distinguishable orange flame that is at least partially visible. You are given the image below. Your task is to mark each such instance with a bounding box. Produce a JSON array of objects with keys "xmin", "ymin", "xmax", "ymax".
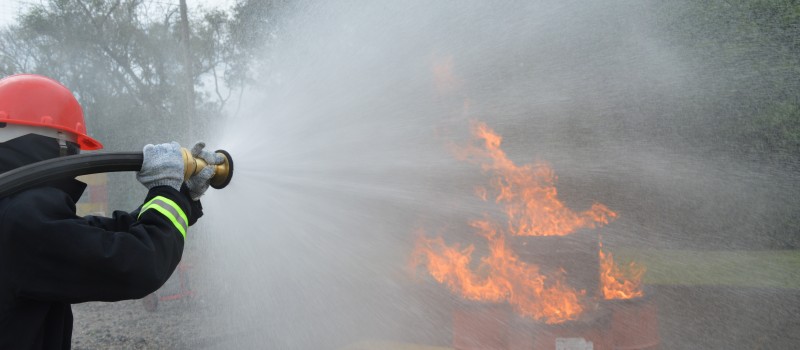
[
  {"xmin": 598, "ymin": 240, "xmax": 646, "ymax": 300},
  {"xmin": 411, "ymin": 121, "xmax": 632, "ymax": 323},
  {"xmin": 460, "ymin": 121, "xmax": 617, "ymax": 237},
  {"xmin": 411, "ymin": 221, "xmax": 584, "ymax": 324}
]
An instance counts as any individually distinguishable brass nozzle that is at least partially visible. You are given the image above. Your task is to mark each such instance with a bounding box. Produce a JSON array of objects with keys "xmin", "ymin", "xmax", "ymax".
[{"xmin": 181, "ymin": 147, "xmax": 234, "ymax": 189}]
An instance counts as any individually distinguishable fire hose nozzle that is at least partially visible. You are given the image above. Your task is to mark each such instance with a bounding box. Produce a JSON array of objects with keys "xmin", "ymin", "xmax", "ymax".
[{"xmin": 181, "ymin": 148, "xmax": 234, "ymax": 189}]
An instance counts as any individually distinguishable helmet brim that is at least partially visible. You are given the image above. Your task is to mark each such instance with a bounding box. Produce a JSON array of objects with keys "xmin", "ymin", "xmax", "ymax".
[{"xmin": 76, "ymin": 134, "xmax": 103, "ymax": 150}]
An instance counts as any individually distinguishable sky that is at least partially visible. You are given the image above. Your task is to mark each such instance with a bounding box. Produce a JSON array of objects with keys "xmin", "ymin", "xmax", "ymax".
[{"xmin": 0, "ymin": 0, "xmax": 237, "ymax": 27}]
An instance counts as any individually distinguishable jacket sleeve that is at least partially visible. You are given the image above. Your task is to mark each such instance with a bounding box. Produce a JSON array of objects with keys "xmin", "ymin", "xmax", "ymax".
[
  {"xmin": 2, "ymin": 186, "xmax": 193, "ymax": 303},
  {"xmin": 84, "ymin": 184, "xmax": 203, "ymax": 231}
]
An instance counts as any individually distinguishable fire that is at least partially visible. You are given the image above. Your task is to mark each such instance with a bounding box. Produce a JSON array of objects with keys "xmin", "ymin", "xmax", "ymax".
[
  {"xmin": 598, "ymin": 240, "xmax": 646, "ymax": 300},
  {"xmin": 412, "ymin": 121, "xmax": 625, "ymax": 323},
  {"xmin": 460, "ymin": 122, "xmax": 617, "ymax": 237},
  {"xmin": 411, "ymin": 221, "xmax": 584, "ymax": 324}
]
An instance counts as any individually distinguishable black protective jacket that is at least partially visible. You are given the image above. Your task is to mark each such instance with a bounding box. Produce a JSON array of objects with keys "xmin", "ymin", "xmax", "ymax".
[{"xmin": 0, "ymin": 135, "xmax": 201, "ymax": 349}]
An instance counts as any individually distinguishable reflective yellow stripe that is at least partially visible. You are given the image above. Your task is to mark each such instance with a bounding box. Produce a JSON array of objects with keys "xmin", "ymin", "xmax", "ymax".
[
  {"xmin": 141, "ymin": 196, "xmax": 188, "ymax": 224},
  {"xmin": 138, "ymin": 196, "xmax": 188, "ymax": 239}
]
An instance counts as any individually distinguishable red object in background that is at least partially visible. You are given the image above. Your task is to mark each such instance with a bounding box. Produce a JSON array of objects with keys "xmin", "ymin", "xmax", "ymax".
[
  {"xmin": 452, "ymin": 297, "xmax": 659, "ymax": 350},
  {"xmin": 453, "ymin": 303, "xmax": 612, "ymax": 350},
  {"xmin": 88, "ymin": 185, "xmax": 107, "ymax": 204},
  {"xmin": 607, "ymin": 296, "xmax": 660, "ymax": 350},
  {"xmin": 142, "ymin": 262, "xmax": 193, "ymax": 312},
  {"xmin": 453, "ymin": 303, "xmax": 512, "ymax": 350},
  {"xmin": 528, "ymin": 310, "xmax": 613, "ymax": 350}
]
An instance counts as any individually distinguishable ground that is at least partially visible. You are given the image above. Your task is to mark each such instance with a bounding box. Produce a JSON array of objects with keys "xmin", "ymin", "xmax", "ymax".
[
  {"xmin": 72, "ymin": 297, "xmax": 204, "ymax": 350},
  {"xmin": 71, "ymin": 249, "xmax": 800, "ymax": 349},
  {"xmin": 71, "ymin": 286, "xmax": 800, "ymax": 349}
]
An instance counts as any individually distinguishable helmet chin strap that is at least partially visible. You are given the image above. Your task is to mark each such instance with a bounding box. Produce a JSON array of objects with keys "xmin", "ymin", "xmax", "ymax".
[{"xmin": 58, "ymin": 133, "xmax": 68, "ymax": 157}]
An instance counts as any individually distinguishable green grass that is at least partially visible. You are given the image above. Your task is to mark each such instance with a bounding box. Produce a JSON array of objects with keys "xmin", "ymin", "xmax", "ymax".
[{"xmin": 614, "ymin": 249, "xmax": 800, "ymax": 289}]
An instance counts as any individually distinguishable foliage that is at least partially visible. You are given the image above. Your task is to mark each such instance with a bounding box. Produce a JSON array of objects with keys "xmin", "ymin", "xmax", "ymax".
[
  {"xmin": 226, "ymin": 0, "xmax": 289, "ymax": 89},
  {"xmin": 0, "ymin": 0, "xmax": 260, "ymax": 208},
  {"xmin": 654, "ymin": 0, "xmax": 800, "ymax": 162},
  {"xmin": 0, "ymin": 0, "xmax": 246, "ymax": 147}
]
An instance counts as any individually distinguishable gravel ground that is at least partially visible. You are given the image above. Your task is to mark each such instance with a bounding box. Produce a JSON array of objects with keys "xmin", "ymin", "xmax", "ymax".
[
  {"xmin": 72, "ymin": 295, "xmax": 206, "ymax": 349},
  {"xmin": 70, "ymin": 266, "xmax": 232, "ymax": 350},
  {"xmin": 70, "ymin": 268, "xmax": 264, "ymax": 350}
]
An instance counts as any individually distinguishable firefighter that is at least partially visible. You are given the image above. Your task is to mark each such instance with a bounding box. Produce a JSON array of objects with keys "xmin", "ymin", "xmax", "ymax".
[{"xmin": 0, "ymin": 74, "xmax": 219, "ymax": 349}]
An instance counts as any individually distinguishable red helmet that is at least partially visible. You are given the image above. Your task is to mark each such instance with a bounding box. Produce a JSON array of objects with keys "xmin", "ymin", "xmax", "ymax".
[{"xmin": 0, "ymin": 74, "xmax": 103, "ymax": 150}]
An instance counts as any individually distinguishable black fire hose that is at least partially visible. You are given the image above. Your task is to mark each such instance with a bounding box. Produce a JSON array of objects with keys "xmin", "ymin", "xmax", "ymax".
[{"xmin": 0, "ymin": 149, "xmax": 233, "ymax": 198}]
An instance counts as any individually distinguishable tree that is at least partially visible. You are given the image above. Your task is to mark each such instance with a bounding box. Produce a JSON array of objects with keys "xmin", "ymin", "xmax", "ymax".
[
  {"xmin": 0, "ymin": 0, "xmax": 244, "ymax": 146},
  {"xmin": 225, "ymin": 0, "xmax": 289, "ymax": 89},
  {"xmin": 0, "ymin": 0, "xmax": 245, "ymax": 208}
]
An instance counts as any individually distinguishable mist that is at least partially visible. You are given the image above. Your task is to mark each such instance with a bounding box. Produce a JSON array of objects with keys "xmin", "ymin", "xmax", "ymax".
[{"xmin": 150, "ymin": 0, "xmax": 800, "ymax": 349}]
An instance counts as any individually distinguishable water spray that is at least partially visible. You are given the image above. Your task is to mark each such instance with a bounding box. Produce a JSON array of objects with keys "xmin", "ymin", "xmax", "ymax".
[{"xmin": 0, "ymin": 147, "xmax": 234, "ymax": 198}]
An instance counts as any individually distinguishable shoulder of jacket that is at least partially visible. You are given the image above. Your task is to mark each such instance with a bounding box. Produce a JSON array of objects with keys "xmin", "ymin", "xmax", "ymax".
[
  {"xmin": 8, "ymin": 186, "xmax": 69, "ymax": 202},
  {"xmin": 1, "ymin": 187, "xmax": 73, "ymax": 219}
]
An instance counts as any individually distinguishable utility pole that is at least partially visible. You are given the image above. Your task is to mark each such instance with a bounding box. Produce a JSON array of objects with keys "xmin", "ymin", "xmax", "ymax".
[{"xmin": 179, "ymin": 0, "xmax": 195, "ymax": 138}]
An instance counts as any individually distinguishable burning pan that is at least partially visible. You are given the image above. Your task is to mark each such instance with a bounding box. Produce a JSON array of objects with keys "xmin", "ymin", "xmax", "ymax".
[
  {"xmin": 453, "ymin": 302, "xmax": 513, "ymax": 350},
  {"xmin": 604, "ymin": 291, "xmax": 660, "ymax": 350},
  {"xmin": 511, "ymin": 229, "xmax": 601, "ymax": 299},
  {"xmin": 526, "ymin": 308, "xmax": 613, "ymax": 350},
  {"xmin": 453, "ymin": 301, "xmax": 615, "ymax": 350}
]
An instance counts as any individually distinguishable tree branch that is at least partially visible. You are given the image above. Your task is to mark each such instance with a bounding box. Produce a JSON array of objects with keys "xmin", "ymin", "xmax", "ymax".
[{"xmin": 75, "ymin": 0, "xmax": 150, "ymax": 103}]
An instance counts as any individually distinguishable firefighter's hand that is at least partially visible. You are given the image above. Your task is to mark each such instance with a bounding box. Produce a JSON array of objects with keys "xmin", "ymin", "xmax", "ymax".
[
  {"xmin": 185, "ymin": 142, "xmax": 221, "ymax": 200},
  {"xmin": 190, "ymin": 141, "xmax": 224, "ymax": 165},
  {"xmin": 137, "ymin": 142, "xmax": 184, "ymax": 191}
]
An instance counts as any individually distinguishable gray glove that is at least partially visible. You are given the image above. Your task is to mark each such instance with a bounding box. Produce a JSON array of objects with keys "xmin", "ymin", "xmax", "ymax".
[
  {"xmin": 185, "ymin": 141, "xmax": 224, "ymax": 200},
  {"xmin": 137, "ymin": 142, "xmax": 184, "ymax": 191}
]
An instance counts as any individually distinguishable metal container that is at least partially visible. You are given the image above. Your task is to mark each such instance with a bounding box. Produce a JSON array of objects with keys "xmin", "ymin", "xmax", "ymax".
[
  {"xmin": 606, "ymin": 293, "xmax": 660, "ymax": 350},
  {"xmin": 511, "ymin": 229, "xmax": 601, "ymax": 299},
  {"xmin": 526, "ymin": 308, "xmax": 613, "ymax": 350},
  {"xmin": 453, "ymin": 302, "xmax": 614, "ymax": 350},
  {"xmin": 453, "ymin": 303, "xmax": 513, "ymax": 350}
]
